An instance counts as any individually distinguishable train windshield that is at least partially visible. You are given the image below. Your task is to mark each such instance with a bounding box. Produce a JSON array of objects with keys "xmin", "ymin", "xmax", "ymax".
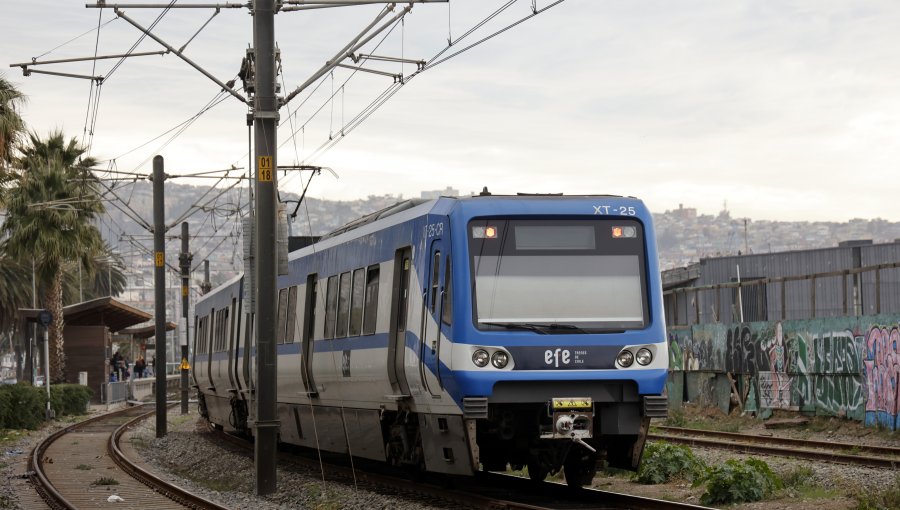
[{"xmin": 468, "ymin": 218, "xmax": 648, "ymax": 332}]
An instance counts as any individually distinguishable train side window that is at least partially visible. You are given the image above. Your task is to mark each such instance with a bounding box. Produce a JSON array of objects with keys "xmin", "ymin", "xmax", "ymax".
[
  {"xmin": 221, "ymin": 308, "xmax": 230, "ymax": 352},
  {"xmin": 214, "ymin": 311, "xmax": 220, "ymax": 352},
  {"xmin": 430, "ymin": 251, "xmax": 441, "ymax": 313},
  {"xmin": 276, "ymin": 287, "xmax": 288, "ymax": 345},
  {"xmin": 363, "ymin": 265, "xmax": 379, "ymax": 335},
  {"xmin": 286, "ymin": 286, "xmax": 298, "ymax": 343},
  {"xmin": 324, "ymin": 275, "xmax": 338, "ymax": 339},
  {"xmin": 349, "ymin": 268, "xmax": 365, "ymax": 336},
  {"xmin": 218, "ymin": 310, "xmax": 225, "ymax": 352},
  {"xmin": 216, "ymin": 310, "xmax": 223, "ymax": 352},
  {"xmin": 336, "ymin": 271, "xmax": 351, "ymax": 338},
  {"xmin": 197, "ymin": 316, "xmax": 205, "ymax": 353},
  {"xmin": 207, "ymin": 309, "xmax": 215, "ymax": 352},
  {"xmin": 442, "ymin": 258, "xmax": 452, "ymax": 325}
]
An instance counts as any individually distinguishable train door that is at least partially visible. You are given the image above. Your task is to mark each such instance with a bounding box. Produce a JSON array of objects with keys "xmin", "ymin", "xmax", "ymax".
[
  {"xmin": 231, "ymin": 296, "xmax": 243, "ymax": 394},
  {"xmin": 227, "ymin": 298, "xmax": 237, "ymax": 391},
  {"xmin": 206, "ymin": 308, "xmax": 215, "ymax": 390},
  {"xmin": 387, "ymin": 248, "xmax": 411, "ymax": 397},
  {"xmin": 301, "ymin": 273, "xmax": 318, "ymax": 396},
  {"xmin": 420, "ymin": 225, "xmax": 446, "ymax": 398}
]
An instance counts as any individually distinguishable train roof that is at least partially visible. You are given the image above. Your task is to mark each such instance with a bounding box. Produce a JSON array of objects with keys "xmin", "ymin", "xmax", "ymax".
[{"xmin": 318, "ymin": 191, "xmax": 641, "ymax": 240}]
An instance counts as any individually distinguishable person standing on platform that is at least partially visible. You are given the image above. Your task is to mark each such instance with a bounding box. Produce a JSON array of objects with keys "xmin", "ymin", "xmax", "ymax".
[
  {"xmin": 134, "ymin": 357, "xmax": 146, "ymax": 379},
  {"xmin": 110, "ymin": 351, "xmax": 122, "ymax": 382}
]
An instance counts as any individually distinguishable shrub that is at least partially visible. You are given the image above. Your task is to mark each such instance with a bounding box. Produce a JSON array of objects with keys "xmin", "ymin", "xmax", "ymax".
[
  {"xmin": 635, "ymin": 441, "xmax": 706, "ymax": 484},
  {"xmin": 696, "ymin": 458, "xmax": 781, "ymax": 505},
  {"xmin": 0, "ymin": 384, "xmax": 46, "ymax": 429},
  {"xmin": 854, "ymin": 474, "xmax": 900, "ymax": 510},
  {"xmin": 665, "ymin": 408, "xmax": 686, "ymax": 427},
  {"xmin": 49, "ymin": 384, "xmax": 92, "ymax": 417},
  {"xmin": 781, "ymin": 465, "xmax": 815, "ymax": 489}
]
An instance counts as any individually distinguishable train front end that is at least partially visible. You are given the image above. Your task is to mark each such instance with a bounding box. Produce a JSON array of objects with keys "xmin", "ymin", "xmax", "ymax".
[{"xmin": 447, "ymin": 195, "xmax": 668, "ymax": 486}]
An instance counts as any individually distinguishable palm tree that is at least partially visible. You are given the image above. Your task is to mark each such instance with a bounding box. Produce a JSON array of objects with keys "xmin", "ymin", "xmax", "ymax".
[
  {"xmin": 61, "ymin": 245, "xmax": 127, "ymax": 302},
  {"xmin": 0, "ymin": 74, "xmax": 26, "ymax": 172},
  {"xmin": 1, "ymin": 133, "xmax": 105, "ymax": 383},
  {"xmin": 0, "ymin": 254, "xmax": 29, "ymax": 336}
]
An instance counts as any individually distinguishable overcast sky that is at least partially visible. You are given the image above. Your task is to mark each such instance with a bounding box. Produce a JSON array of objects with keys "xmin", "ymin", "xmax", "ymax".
[{"xmin": 2, "ymin": 1, "xmax": 900, "ymax": 223}]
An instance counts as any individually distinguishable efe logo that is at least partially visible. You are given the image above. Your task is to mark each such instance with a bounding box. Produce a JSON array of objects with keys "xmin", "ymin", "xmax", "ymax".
[{"xmin": 544, "ymin": 348, "xmax": 571, "ymax": 368}]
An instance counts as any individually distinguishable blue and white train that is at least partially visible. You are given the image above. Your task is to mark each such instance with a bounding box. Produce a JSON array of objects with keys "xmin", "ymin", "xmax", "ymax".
[{"xmin": 192, "ymin": 192, "xmax": 668, "ymax": 487}]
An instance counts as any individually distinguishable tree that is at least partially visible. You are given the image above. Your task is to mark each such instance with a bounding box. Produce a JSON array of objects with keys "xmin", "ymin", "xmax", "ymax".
[
  {"xmin": 1, "ymin": 133, "xmax": 105, "ymax": 383},
  {"xmin": 0, "ymin": 74, "xmax": 26, "ymax": 172}
]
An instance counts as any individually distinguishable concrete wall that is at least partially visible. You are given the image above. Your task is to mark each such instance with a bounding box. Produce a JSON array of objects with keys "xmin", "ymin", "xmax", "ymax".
[{"xmin": 667, "ymin": 314, "xmax": 900, "ymax": 430}]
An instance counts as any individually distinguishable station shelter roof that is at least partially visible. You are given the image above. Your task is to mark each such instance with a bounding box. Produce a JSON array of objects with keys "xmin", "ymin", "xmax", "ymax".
[
  {"xmin": 19, "ymin": 296, "xmax": 153, "ymax": 333},
  {"xmin": 118, "ymin": 322, "xmax": 177, "ymax": 340}
]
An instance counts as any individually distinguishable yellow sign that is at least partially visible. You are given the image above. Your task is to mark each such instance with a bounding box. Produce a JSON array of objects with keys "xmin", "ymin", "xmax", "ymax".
[
  {"xmin": 155, "ymin": 252, "xmax": 164, "ymax": 267},
  {"xmin": 551, "ymin": 397, "xmax": 593, "ymax": 410},
  {"xmin": 258, "ymin": 156, "xmax": 273, "ymax": 182},
  {"xmin": 180, "ymin": 358, "xmax": 191, "ymax": 370},
  {"xmin": 181, "ymin": 285, "xmax": 188, "ymax": 297}
]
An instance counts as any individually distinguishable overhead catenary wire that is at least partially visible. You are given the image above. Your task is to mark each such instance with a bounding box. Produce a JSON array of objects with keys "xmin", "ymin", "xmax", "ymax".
[
  {"xmin": 297, "ymin": 0, "xmax": 568, "ymax": 165},
  {"xmin": 83, "ymin": 8, "xmax": 105, "ymax": 155}
]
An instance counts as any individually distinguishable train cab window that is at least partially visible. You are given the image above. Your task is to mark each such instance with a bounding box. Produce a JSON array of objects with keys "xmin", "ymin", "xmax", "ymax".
[
  {"xmin": 277, "ymin": 288, "xmax": 288, "ymax": 345},
  {"xmin": 442, "ymin": 258, "xmax": 452, "ymax": 325},
  {"xmin": 285, "ymin": 286, "xmax": 298, "ymax": 343},
  {"xmin": 349, "ymin": 268, "xmax": 365, "ymax": 337},
  {"xmin": 324, "ymin": 276, "xmax": 338, "ymax": 339},
  {"xmin": 363, "ymin": 265, "xmax": 379, "ymax": 335},
  {"xmin": 430, "ymin": 251, "xmax": 441, "ymax": 313},
  {"xmin": 469, "ymin": 219, "xmax": 649, "ymax": 332}
]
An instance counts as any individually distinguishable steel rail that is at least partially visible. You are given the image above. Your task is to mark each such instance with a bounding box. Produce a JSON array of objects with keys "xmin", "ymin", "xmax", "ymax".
[
  {"xmin": 206, "ymin": 423, "xmax": 714, "ymax": 510},
  {"xmin": 649, "ymin": 429, "xmax": 900, "ymax": 469},
  {"xmin": 109, "ymin": 407, "xmax": 231, "ymax": 509},
  {"xmin": 29, "ymin": 405, "xmax": 150, "ymax": 510},
  {"xmin": 655, "ymin": 426, "xmax": 900, "ymax": 457}
]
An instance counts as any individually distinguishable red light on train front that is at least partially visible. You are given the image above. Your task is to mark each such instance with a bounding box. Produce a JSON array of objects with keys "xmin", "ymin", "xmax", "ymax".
[
  {"xmin": 611, "ymin": 226, "xmax": 637, "ymax": 238},
  {"xmin": 472, "ymin": 225, "xmax": 498, "ymax": 238}
]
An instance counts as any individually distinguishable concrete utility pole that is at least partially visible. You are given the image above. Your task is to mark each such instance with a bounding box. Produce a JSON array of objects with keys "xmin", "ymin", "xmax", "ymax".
[
  {"xmin": 179, "ymin": 222, "xmax": 192, "ymax": 415},
  {"xmin": 252, "ymin": 0, "xmax": 280, "ymax": 495},
  {"xmin": 152, "ymin": 156, "xmax": 167, "ymax": 438}
]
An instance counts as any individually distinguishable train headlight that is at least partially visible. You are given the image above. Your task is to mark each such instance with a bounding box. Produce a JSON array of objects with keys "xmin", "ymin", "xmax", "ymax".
[
  {"xmin": 616, "ymin": 350, "xmax": 634, "ymax": 368},
  {"xmin": 491, "ymin": 351, "xmax": 509, "ymax": 369},
  {"xmin": 636, "ymin": 348, "xmax": 653, "ymax": 366},
  {"xmin": 472, "ymin": 349, "xmax": 490, "ymax": 367}
]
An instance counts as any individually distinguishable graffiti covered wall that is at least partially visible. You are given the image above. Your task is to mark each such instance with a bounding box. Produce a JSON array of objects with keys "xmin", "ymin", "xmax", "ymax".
[{"xmin": 668, "ymin": 315, "xmax": 900, "ymax": 429}]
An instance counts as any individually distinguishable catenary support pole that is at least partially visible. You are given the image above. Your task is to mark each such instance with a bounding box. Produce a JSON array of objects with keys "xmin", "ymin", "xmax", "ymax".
[
  {"xmin": 202, "ymin": 260, "xmax": 211, "ymax": 295},
  {"xmin": 153, "ymin": 155, "xmax": 167, "ymax": 438},
  {"xmin": 253, "ymin": 0, "xmax": 279, "ymax": 495},
  {"xmin": 180, "ymin": 222, "xmax": 192, "ymax": 415}
]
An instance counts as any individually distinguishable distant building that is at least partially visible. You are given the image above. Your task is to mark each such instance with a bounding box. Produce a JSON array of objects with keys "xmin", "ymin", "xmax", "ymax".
[
  {"xmin": 669, "ymin": 203, "xmax": 697, "ymax": 220},
  {"xmin": 662, "ymin": 239, "xmax": 900, "ymax": 326},
  {"xmin": 420, "ymin": 187, "xmax": 459, "ymax": 199}
]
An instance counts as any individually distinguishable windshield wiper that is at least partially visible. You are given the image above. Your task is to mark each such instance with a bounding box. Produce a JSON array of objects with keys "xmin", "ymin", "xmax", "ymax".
[
  {"xmin": 480, "ymin": 322, "xmax": 592, "ymax": 334},
  {"xmin": 524, "ymin": 323, "xmax": 589, "ymax": 334},
  {"xmin": 480, "ymin": 322, "xmax": 548, "ymax": 334}
]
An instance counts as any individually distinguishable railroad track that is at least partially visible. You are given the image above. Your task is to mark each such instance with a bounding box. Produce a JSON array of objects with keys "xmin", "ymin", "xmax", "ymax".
[
  {"xmin": 207, "ymin": 422, "xmax": 713, "ymax": 510},
  {"xmin": 649, "ymin": 426, "xmax": 900, "ymax": 469},
  {"xmin": 30, "ymin": 404, "xmax": 228, "ymax": 510}
]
